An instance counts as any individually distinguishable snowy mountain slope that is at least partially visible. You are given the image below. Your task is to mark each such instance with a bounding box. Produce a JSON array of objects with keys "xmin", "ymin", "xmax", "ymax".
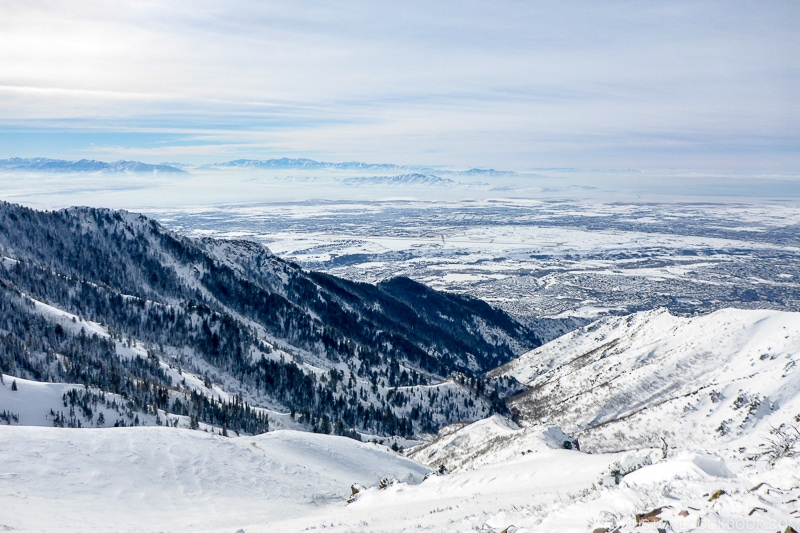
[
  {"xmin": 0, "ymin": 283, "xmax": 497, "ymax": 438},
  {"xmin": 378, "ymin": 413, "xmax": 798, "ymax": 533},
  {"xmin": 0, "ymin": 375, "xmax": 145, "ymax": 427},
  {"xmin": 3, "ymin": 407, "xmax": 798, "ymax": 532},
  {"xmin": 243, "ymin": 421, "xmax": 799, "ymax": 532},
  {"xmin": 332, "ymin": 444, "xmax": 624, "ymax": 533},
  {"xmin": 198, "ymin": 237, "xmax": 275, "ymax": 280},
  {"xmin": 407, "ymin": 414, "xmax": 580, "ymax": 473},
  {"xmin": 0, "ymin": 201, "xmax": 539, "ymax": 437},
  {"xmin": 489, "ymin": 308, "xmax": 800, "ymax": 454},
  {"xmin": 22, "ymin": 291, "xmax": 111, "ymax": 339},
  {"xmin": 292, "ymin": 307, "xmax": 797, "ymax": 531},
  {"xmin": 0, "ymin": 425, "xmax": 428, "ymax": 533},
  {"xmin": 0, "ymin": 373, "xmax": 271, "ymax": 432}
]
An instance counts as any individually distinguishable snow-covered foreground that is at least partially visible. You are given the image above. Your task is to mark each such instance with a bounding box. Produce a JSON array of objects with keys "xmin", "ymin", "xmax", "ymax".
[
  {"xmin": 401, "ymin": 417, "xmax": 800, "ymax": 532},
  {"xmin": 3, "ymin": 307, "xmax": 800, "ymax": 532},
  {"xmin": 0, "ymin": 425, "xmax": 428, "ymax": 532},
  {"xmin": 2, "ymin": 420, "xmax": 798, "ymax": 532}
]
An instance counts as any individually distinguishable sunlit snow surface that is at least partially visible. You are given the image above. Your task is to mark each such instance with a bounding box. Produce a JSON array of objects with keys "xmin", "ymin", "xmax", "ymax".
[
  {"xmin": 0, "ymin": 424, "xmax": 427, "ymax": 532},
  {"xmin": 493, "ymin": 308, "xmax": 800, "ymax": 453},
  {"xmin": 1, "ymin": 416, "xmax": 798, "ymax": 532},
  {"xmin": 3, "ymin": 308, "xmax": 800, "ymax": 532}
]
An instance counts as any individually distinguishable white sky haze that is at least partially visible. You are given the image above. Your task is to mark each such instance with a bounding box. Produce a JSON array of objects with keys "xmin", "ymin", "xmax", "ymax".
[{"xmin": 1, "ymin": 1, "xmax": 798, "ymax": 171}]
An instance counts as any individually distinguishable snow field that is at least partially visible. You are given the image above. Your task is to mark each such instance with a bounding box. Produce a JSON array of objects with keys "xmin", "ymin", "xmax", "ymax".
[{"xmin": 0, "ymin": 425, "xmax": 428, "ymax": 533}]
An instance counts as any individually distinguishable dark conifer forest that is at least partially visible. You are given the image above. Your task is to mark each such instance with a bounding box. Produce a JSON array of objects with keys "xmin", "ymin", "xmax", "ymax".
[{"xmin": 0, "ymin": 201, "xmax": 538, "ymax": 437}]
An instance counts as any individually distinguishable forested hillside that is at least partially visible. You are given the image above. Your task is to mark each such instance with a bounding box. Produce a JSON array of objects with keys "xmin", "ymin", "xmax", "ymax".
[{"xmin": 0, "ymin": 201, "xmax": 540, "ymax": 437}]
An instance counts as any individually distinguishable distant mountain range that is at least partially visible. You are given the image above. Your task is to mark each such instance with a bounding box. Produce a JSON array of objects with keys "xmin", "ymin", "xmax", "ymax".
[
  {"xmin": 203, "ymin": 158, "xmax": 404, "ymax": 171},
  {"xmin": 203, "ymin": 158, "xmax": 513, "ymax": 176},
  {"xmin": 0, "ymin": 156, "xmax": 513, "ymax": 177},
  {"xmin": 0, "ymin": 158, "xmax": 186, "ymax": 174},
  {"xmin": 342, "ymin": 173, "xmax": 457, "ymax": 187}
]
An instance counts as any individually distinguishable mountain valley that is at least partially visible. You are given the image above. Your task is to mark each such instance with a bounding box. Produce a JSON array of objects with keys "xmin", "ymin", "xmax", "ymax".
[{"xmin": 1, "ymin": 199, "xmax": 799, "ymax": 532}]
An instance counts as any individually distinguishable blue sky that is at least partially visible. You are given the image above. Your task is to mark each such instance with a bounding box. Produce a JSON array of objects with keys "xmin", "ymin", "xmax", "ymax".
[{"xmin": 1, "ymin": 1, "xmax": 798, "ymax": 171}]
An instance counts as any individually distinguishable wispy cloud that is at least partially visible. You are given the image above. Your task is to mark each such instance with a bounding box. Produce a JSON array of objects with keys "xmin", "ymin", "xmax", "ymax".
[{"xmin": 1, "ymin": 1, "xmax": 798, "ymax": 170}]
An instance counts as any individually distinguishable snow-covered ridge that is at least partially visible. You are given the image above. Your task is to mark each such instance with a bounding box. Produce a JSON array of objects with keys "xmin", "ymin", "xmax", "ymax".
[
  {"xmin": 491, "ymin": 307, "xmax": 800, "ymax": 453},
  {"xmin": 0, "ymin": 375, "xmax": 164, "ymax": 428},
  {"xmin": 407, "ymin": 414, "xmax": 579, "ymax": 472},
  {"xmin": 198, "ymin": 237, "xmax": 275, "ymax": 279},
  {"xmin": 22, "ymin": 292, "xmax": 110, "ymax": 339}
]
